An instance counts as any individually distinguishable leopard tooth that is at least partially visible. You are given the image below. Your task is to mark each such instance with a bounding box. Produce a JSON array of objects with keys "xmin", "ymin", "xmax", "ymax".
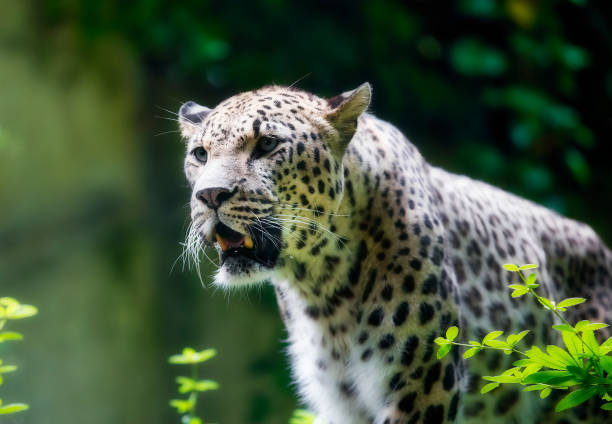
[
  {"xmin": 216, "ymin": 234, "xmax": 229, "ymax": 251},
  {"xmin": 244, "ymin": 236, "xmax": 254, "ymax": 249}
]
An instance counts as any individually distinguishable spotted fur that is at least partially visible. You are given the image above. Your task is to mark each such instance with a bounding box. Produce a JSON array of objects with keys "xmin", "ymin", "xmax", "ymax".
[{"xmin": 178, "ymin": 84, "xmax": 612, "ymax": 423}]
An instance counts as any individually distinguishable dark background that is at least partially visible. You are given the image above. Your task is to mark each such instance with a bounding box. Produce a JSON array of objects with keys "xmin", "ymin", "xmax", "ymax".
[{"xmin": 1, "ymin": 1, "xmax": 611, "ymax": 423}]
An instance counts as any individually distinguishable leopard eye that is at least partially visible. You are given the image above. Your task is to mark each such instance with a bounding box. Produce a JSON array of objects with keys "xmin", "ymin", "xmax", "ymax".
[
  {"xmin": 257, "ymin": 136, "xmax": 279, "ymax": 154},
  {"xmin": 191, "ymin": 146, "xmax": 208, "ymax": 164}
]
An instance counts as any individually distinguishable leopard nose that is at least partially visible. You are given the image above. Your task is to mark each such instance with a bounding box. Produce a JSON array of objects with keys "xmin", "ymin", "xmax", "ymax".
[{"xmin": 196, "ymin": 187, "xmax": 235, "ymax": 209}]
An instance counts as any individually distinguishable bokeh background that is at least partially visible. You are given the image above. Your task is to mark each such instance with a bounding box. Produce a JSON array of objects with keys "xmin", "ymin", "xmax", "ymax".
[{"xmin": 1, "ymin": 0, "xmax": 612, "ymax": 423}]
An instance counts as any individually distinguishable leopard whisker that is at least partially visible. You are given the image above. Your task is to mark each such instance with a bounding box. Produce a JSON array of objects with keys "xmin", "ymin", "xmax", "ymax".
[
  {"xmin": 277, "ymin": 204, "xmax": 350, "ymax": 217},
  {"xmin": 244, "ymin": 212, "xmax": 284, "ymax": 251},
  {"xmin": 155, "ymin": 105, "xmax": 180, "ymax": 117},
  {"xmin": 154, "ymin": 129, "xmax": 181, "ymax": 137},
  {"xmin": 180, "ymin": 220, "xmax": 217, "ymax": 286},
  {"xmin": 153, "ymin": 115, "xmax": 181, "ymax": 123},
  {"xmin": 273, "ymin": 214, "xmax": 345, "ymax": 243},
  {"xmin": 258, "ymin": 217, "xmax": 302, "ymax": 245},
  {"xmin": 272, "ymin": 216, "xmax": 347, "ymax": 248}
]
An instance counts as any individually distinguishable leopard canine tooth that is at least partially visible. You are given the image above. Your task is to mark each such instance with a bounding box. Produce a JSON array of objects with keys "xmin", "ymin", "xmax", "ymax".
[
  {"xmin": 244, "ymin": 236, "xmax": 254, "ymax": 249},
  {"xmin": 216, "ymin": 234, "xmax": 230, "ymax": 251}
]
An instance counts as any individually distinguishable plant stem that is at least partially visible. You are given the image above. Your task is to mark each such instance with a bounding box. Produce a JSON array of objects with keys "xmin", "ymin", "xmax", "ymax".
[
  {"xmin": 189, "ymin": 362, "xmax": 198, "ymax": 422},
  {"xmin": 450, "ymin": 341, "xmax": 528, "ymax": 357}
]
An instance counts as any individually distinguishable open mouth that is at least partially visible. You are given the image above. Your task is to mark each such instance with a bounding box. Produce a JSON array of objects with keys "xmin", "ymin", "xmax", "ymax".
[{"xmin": 214, "ymin": 221, "xmax": 281, "ymax": 268}]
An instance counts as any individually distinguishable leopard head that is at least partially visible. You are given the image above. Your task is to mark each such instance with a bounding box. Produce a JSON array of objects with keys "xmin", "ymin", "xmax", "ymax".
[{"xmin": 179, "ymin": 83, "xmax": 371, "ymax": 287}]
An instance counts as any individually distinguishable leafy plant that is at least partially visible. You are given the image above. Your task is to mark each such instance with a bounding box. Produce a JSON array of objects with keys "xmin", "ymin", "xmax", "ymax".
[
  {"xmin": 289, "ymin": 409, "xmax": 316, "ymax": 424},
  {"xmin": 0, "ymin": 297, "xmax": 38, "ymax": 415},
  {"xmin": 169, "ymin": 347, "xmax": 219, "ymax": 424},
  {"xmin": 436, "ymin": 264, "xmax": 612, "ymax": 413}
]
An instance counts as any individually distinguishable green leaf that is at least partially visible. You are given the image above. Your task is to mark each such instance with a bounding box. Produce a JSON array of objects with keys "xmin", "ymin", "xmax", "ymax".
[
  {"xmin": 583, "ymin": 323, "xmax": 608, "ymax": 332},
  {"xmin": 566, "ymin": 365, "xmax": 587, "ymax": 379},
  {"xmin": 540, "ymin": 388, "xmax": 552, "ymax": 399},
  {"xmin": 602, "ymin": 402, "xmax": 612, "ymax": 411},
  {"xmin": 562, "ymin": 332, "xmax": 583, "ymax": 358},
  {"xmin": 169, "ymin": 398, "xmax": 194, "ymax": 414},
  {"xmin": 537, "ymin": 297, "xmax": 555, "ymax": 310},
  {"xmin": 600, "ymin": 336, "xmax": 612, "ymax": 355},
  {"xmin": 520, "ymin": 364, "xmax": 543, "ymax": 378},
  {"xmin": 434, "ymin": 337, "xmax": 450, "ymax": 346},
  {"xmin": 176, "ymin": 376, "xmax": 196, "ymax": 394},
  {"xmin": 437, "ymin": 343, "xmax": 452, "ymax": 359},
  {"xmin": 599, "ymin": 356, "xmax": 612, "ymax": 375},
  {"xmin": 581, "ymin": 330, "xmax": 600, "ymax": 353},
  {"xmin": 556, "ymin": 298, "xmax": 586, "ymax": 309},
  {"xmin": 526, "ymin": 273, "xmax": 537, "ymax": 285},
  {"xmin": 555, "ymin": 387, "xmax": 598, "ymax": 412},
  {"xmin": 176, "ymin": 376, "xmax": 218, "ymax": 394},
  {"xmin": 480, "ymin": 382, "xmax": 500, "ymax": 394},
  {"xmin": 483, "ymin": 331, "xmax": 503, "ymax": 343},
  {"xmin": 193, "ymin": 379, "xmax": 219, "ymax": 392},
  {"xmin": 546, "ymin": 345, "xmax": 577, "ymax": 367},
  {"xmin": 519, "ymin": 264, "xmax": 538, "ymax": 270},
  {"xmin": 553, "ymin": 324, "xmax": 575, "ymax": 333},
  {"xmin": 289, "ymin": 409, "xmax": 316, "ymax": 424},
  {"xmin": 525, "ymin": 346, "xmax": 566, "ymax": 370},
  {"xmin": 0, "ymin": 332, "xmax": 23, "ymax": 343},
  {"xmin": 503, "ymin": 264, "xmax": 519, "ymax": 272},
  {"xmin": 464, "ymin": 347, "xmax": 481, "ymax": 359},
  {"xmin": 523, "ymin": 384, "xmax": 547, "ymax": 392},
  {"xmin": 575, "ymin": 320, "xmax": 590, "ymax": 332},
  {"xmin": 502, "ymin": 367, "xmax": 521, "ymax": 376},
  {"xmin": 511, "ymin": 287, "xmax": 529, "ymax": 298},
  {"xmin": 483, "ymin": 375, "xmax": 522, "ymax": 384},
  {"xmin": 7, "ymin": 305, "xmax": 37, "ymax": 319},
  {"xmin": 188, "ymin": 418, "xmax": 202, "ymax": 424},
  {"xmin": 507, "ymin": 330, "xmax": 529, "ymax": 346},
  {"xmin": 0, "ymin": 365, "xmax": 17, "ymax": 374},
  {"xmin": 523, "ymin": 371, "xmax": 572, "ymax": 385},
  {"xmin": 0, "ymin": 298, "xmax": 38, "ymax": 320},
  {"xmin": 169, "ymin": 348, "xmax": 217, "ymax": 365},
  {"xmin": 445, "ymin": 326, "xmax": 459, "ymax": 341},
  {"xmin": 0, "ymin": 403, "xmax": 29, "ymax": 414},
  {"xmin": 508, "ymin": 284, "xmax": 529, "ymax": 297},
  {"xmin": 484, "ymin": 340, "xmax": 510, "ymax": 350},
  {"xmin": 513, "ymin": 358, "xmax": 538, "ymax": 367}
]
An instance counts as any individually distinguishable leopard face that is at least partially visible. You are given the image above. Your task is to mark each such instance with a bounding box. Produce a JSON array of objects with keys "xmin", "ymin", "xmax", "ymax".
[{"xmin": 179, "ymin": 84, "xmax": 371, "ymax": 287}]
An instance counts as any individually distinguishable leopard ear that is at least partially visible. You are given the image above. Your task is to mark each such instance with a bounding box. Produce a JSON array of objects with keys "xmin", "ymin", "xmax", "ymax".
[
  {"xmin": 325, "ymin": 83, "xmax": 371, "ymax": 152},
  {"xmin": 178, "ymin": 101, "xmax": 211, "ymax": 139}
]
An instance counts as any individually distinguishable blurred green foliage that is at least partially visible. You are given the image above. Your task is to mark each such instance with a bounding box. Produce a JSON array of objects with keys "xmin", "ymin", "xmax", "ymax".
[
  {"xmin": 169, "ymin": 347, "xmax": 219, "ymax": 424},
  {"xmin": 1, "ymin": 0, "xmax": 612, "ymax": 423},
  {"xmin": 0, "ymin": 297, "xmax": 38, "ymax": 415},
  {"xmin": 34, "ymin": 0, "xmax": 612, "ymax": 231},
  {"xmin": 289, "ymin": 409, "xmax": 316, "ymax": 424}
]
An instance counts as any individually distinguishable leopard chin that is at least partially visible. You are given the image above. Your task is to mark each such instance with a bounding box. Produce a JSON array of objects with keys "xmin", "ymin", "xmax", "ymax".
[
  {"xmin": 214, "ymin": 258, "xmax": 276, "ymax": 288},
  {"xmin": 212, "ymin": 221, "xmax": 282, "ymax": 287}
]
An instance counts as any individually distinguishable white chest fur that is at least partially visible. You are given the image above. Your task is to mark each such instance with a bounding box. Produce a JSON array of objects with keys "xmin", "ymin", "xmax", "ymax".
[{"xmin": 275, "ymin": 279, "xmax": 391, "ymax": 424}]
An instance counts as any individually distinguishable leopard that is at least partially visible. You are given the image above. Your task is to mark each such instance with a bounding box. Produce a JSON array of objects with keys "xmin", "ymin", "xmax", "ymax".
[{"xmin": 178, "ymin": 83, "xmax": 612, "ymax": 424}]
